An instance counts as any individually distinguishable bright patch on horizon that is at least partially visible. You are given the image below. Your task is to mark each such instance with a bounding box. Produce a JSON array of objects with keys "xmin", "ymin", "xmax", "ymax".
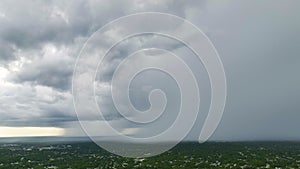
[{"xmin": 0, "ymin": 127, "xmax": 65, "ymax": 137}]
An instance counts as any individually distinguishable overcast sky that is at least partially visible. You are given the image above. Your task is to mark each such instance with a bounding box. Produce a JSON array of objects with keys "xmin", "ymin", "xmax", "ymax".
[{"xmin": 0, "ymin": 0, "xmax": 300, "ymax": 141}]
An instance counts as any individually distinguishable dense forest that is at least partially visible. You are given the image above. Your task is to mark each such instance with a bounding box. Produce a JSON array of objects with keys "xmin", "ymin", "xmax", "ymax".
[{"xmin": 0, "ymin": 142, "xmax": 300, "ymax": 169}]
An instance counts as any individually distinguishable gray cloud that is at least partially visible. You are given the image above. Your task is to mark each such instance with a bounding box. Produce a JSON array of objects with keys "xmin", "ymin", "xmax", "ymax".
[
  {"xmin": 0, "ymin": 0, "xmax": 299, "ymax": 141},
  {"xmin": 0, "ymin": 0, "xmax": 188, "ymax": 63},
  {"xmin": 0, "ymin": 0, "xmax": 189, "ymax": 128},
  {"xmin": 8, "ymin": 45, "xmax": 74, "ymax": 91}
]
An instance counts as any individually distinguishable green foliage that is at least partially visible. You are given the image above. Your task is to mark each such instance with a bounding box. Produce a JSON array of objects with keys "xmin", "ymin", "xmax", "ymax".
[{"xmin": 0, "ymin": 142, "xmax": 300, "ymax": 169}]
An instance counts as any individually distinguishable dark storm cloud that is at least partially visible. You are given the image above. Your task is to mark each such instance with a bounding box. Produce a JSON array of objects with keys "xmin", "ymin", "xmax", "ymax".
[
  {"xmin": 0, "ymin": 41, "xmax": 16, "ymax": 62},
  {"xmin": 0, "ymin": 0, "xmax": 114, "ymax": 63},
  {"xmin": 0, "ymin": 1, "xmax": 91, "ymax": 50},
  {"xmin": 96, "ymin": 34, "xmax": 183, "ymax": 83},
  {"xmin": 0, "ymin": 0, "xmax": 189, "ymax": 88},
  {"xmin": 183, "ymin": 0, "xmax": 300, "ymax": 141},
  {"xmin": 0, "ymin": 0, "xmax": 189, "ymax": 63},
  {"xmin": 0, "ymin": 0, "xmax": 299, "ymax": 141},
  {"xmin": 0, "ymin": 0, "xmax": 191, "ymax": 128},
  {"xmin": 0, "ymin": 81, "xmax": 75, "ymax": 127},
  {"xmin": 10, "ymin": 54, "xmax": 73, "ymax": 91}
]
